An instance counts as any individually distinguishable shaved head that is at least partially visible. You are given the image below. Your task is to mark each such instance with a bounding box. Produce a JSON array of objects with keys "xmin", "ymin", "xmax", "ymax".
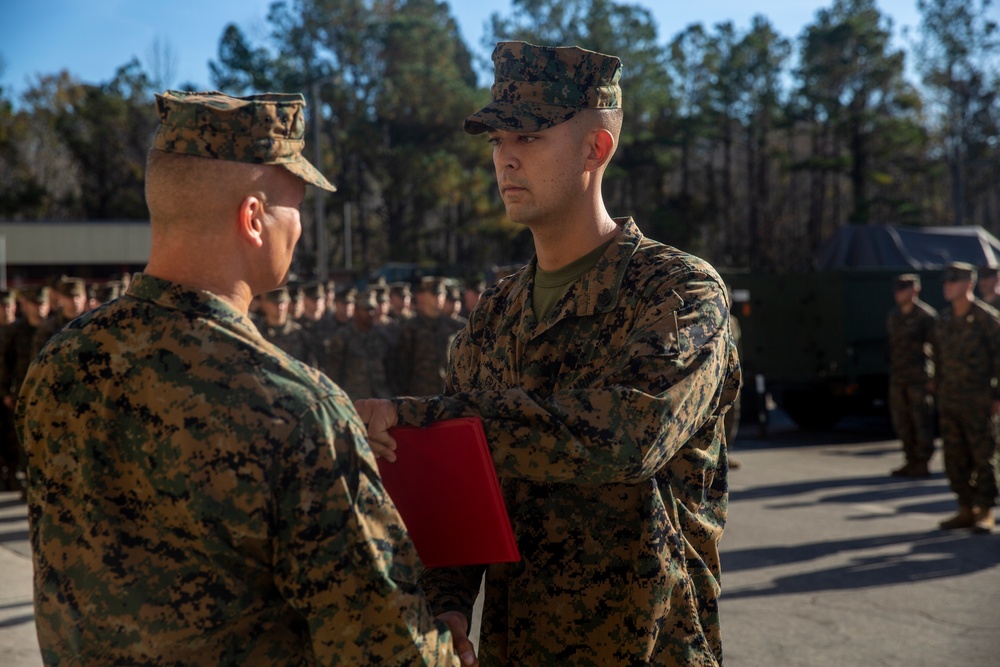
[
  {"xmin": 569, "ymin": 108, "xmax": 622, "ymax": 165},
  {"xmin": 145, "ymin": 150, "xmax": 271, "ymax": 231}
]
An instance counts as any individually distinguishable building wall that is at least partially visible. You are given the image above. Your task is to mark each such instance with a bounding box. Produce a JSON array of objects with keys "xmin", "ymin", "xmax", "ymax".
[{"xmin": 1, "ymin": 221, "xmax": 151, "ymax": 286}]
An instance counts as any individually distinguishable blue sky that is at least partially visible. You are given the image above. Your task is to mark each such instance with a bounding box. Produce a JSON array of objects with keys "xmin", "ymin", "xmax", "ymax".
[{"xmin": 1, "ymin": 0, "xmax": 934, "ymax": 98}]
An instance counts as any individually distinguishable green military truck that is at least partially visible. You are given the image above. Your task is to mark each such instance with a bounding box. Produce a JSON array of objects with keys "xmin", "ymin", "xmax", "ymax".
[{"xmin": 721, "ymin": 224, "xmax": 1000, "ymax": 430}]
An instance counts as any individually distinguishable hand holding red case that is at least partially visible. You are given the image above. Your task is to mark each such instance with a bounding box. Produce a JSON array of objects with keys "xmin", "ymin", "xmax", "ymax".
[{"xmin": 378, "ymin": 417, "xmax": 520, "ymax": 568}]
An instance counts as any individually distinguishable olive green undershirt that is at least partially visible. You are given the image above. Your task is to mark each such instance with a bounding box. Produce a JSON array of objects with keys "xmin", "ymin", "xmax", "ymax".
[{"xmin": 532, "ymin": 238, "xmax": 615, "ymax": 321}]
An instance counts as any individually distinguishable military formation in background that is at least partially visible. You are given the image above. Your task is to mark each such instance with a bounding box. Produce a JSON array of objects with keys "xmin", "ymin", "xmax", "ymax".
[
  {"xmin": 0, "ymin": 272, "xmax": 484, "ymax": 498},
  {"xmin": 251, "ymin": 275, "xmax": 477, "ymax": 402},
  {"xmin": 886, "ymin": 262, "xmax": 1000, "ymax": 534},
  {"xmin": 0, "ymin": 275, "xmax": 127, "ymax": 493}
]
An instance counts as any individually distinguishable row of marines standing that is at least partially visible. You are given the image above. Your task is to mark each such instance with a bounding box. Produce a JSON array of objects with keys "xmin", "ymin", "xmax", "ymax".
[
  {"xmin": 0, "ymin": 274, "xmax": 484, "ymax": 494},
  {"xmin": 252, "ymin": 276, "xmax": 483, "ymax": 400},
  {"xmin": 886, "ymin": 262, "xmax": 1000, "ymax": 534},
  {"xmin": 0, "ymin": 277, "xmax": 126, "ymax": 492}
]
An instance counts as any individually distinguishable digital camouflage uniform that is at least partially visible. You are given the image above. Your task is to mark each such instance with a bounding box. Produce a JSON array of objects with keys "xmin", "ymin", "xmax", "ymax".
[
  {"xmin": 933, "ymin": 297, "xmax": 1000, "ymax": 510},
  {"xmin": 325, "ymin": 322, "xmax": 395, "ymax": 401},
  {"xmin": 1, "ymin": 301, "xmax": 47, "ymax": 484},
  {"xmin": 16, "ymin": 90, "xmax": 458, "ymax": 666},
  {"xmin": 886, "ymin": 287, "xmax": 937, "ymax": 467},
  {"xmin": 393, "ymin": 313, "xmax": 465, "ymax": 397},
  {"xmin": 258, "ymin": 288, "xmax": 316, "ymax": 367},
  {"xmin": 31, "ymin": 278, "xmax": 88, "ymax": 358},
  {"xmin": 0, "ymin": 317, "xmax": 41, "ymax": 407},
  {"xmin": 396, "ymin": 218, "xmax": 741, "ymax": 666},
  {"xmin": 0, "ymin": 302, "xmax": 16, "ymax": 489},
  {"xmin": 297, "ymin": 282, "xmax": 338, "ymax": 368},
  {"xmin": 17, "ymin": 273, "xmax": 457, "ymax": 666},
  {"xmin": 299, "ymin": 312, "xmax": 338, "ymax": 367},
  {"xmin": 259, "ymin": 318, "xmax": 314, "ymax": 366}
]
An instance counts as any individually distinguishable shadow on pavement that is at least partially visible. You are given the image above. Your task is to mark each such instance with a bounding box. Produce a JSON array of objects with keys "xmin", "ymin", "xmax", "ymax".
[
  {"xmin": 734, "ymin": 411, "xmax": 897, "ymax": 449},
  {"xmin": 734, "ymin": 474, "xmax": 947, "ymax": 504},
  {"xmin": 0, "ymin": 614, "xmax": 35, "ymax": 629},
  {"xmin": 722, "ymin": 530, "xmax": 998, "ymax": 599},
  {"xmin": 0, "ymin": 529, "xmax": 29, "ymax": 545}
]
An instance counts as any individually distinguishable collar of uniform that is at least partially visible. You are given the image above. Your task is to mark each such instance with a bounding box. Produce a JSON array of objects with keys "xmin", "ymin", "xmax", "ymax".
[
  {"xmin": 507, "ymin": 217, "xmax": 640, "ymax": 339},
  {"xmin": 125, "ymin": 273, "xmax": 261, "ymax": 339}
]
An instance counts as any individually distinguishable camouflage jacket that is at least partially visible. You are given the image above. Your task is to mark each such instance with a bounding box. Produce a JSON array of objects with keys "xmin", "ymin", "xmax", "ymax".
[
  {"xmin": 16, "ymin": 273, "xmax": 457, "ymax": 666},
  {"xmin": 258, "ymin": 317, "xmax": 316, "ymax": 367},
  {"xmin": 396, "ymin": 218, "xmax": 741, "ymax": 666},
  {"xmin": 0, "ymin": 319, "xmax": 41, "ymax": 399},
  {"xmin": 31, "ymin": 313, "xmax": 72, "ymax": 360},
  {"xmin": 325, "ymin": 323, "xmax": 394, "ymax": 401},
  {"xmin": 299, "ymin": 313, "xmax": 338, "ymax": 366},
  {"xmin": 393, "ymin": 314, "xmax": 466, "ymax": 397},
  {"xmin": 886, "ymin": 299, "xmax": 936, "ymax": 385},
  {"xmin": 933, "ymin": 299, "xmax": 1000, "ymax": 400}
]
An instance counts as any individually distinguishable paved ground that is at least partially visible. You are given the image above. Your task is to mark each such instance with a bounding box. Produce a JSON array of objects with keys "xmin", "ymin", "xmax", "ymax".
[
  {"xmin": 2, "ymin": 412, "xmax": 998, "ymax": 665},
  {"xmin": 721, "ymin": 413, "xmax": 999, "ymax": 666}
]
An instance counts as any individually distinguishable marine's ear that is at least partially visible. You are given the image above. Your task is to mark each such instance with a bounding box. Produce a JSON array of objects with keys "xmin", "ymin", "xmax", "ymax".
[
  {"xmin": 584, "ymin": 128, "xmax": 615, "ymax": 173},
  {"xmin": 237, "ymin": 194, "xmax": 266, "ymax": 248}
]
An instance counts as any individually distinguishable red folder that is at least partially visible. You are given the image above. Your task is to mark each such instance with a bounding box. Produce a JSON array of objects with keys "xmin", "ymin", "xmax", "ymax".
[{"xmin": 378, "ymin": 417, "xmax": 520, "ymax": 568}]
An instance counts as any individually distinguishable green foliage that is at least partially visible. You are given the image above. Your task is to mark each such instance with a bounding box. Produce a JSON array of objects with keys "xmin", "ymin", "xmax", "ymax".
[{"xmin": 1, "ymin": 0, "xmax": 999, "ymax": 274}]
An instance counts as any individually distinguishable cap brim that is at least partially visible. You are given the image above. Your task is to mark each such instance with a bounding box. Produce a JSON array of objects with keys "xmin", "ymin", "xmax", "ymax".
[
  {"xmin": 464, "ymin": 102, "xmax": 579, "ymax": 135},
  {"xmin": 283, "ymin": 157, "xmax": 337, "ymax": 192}
]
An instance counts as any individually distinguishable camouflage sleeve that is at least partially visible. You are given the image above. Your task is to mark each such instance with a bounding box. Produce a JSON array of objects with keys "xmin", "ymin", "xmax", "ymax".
[
  {"xmin": 987, "ymin": 311, "xmax": 1000, "ymax": 400},
  {"xmin": 271, "ymin": 396, "xmax": 458, "ymax": 666},
  {"xmin": 397, "ymin": 272, "xmax": 734, "ymax": 485},
  {"xmin": 931, "ymin": 319, "xmax": 942, "ymax": 385},
  {"xmin": 0, "ymin": 331, "xmax": 13, "ymax": 397},
  {"xmin": 324, "ymin": 329, "xmax": 346, "ymax": 386},
  {"xmin": 417, "ymin": 564, "xmax": 485, "ymax": 623},
  {"xmin": 391, "ymin": 322, "xmax": 415, "ymax": 395}
]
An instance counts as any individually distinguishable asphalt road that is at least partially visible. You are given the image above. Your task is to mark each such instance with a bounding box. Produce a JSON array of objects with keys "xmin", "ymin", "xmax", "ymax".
[
  {"xmin": 720, "ymin": 412, "xmax": 999, "ymax": 666},
  {"xmin": 2, "ymin": 411, "xmax": 998, "ymax": 665}
]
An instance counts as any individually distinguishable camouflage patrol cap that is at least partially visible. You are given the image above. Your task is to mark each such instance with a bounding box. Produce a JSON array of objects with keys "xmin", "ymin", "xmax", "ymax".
[
  {"xmin": 389, "ymin": 282, "xmax": 412, "ymax": 298},
  {"xmin": 153, "ymin": 90, "xmax": 336, "ymax": 192},
  {"xmin": 17, "ymin": 285, "xmax": 50, "ymax": 304},
  {"xmin": 54, "ymin": 277, "xmax": 86, "ymax": 297},
  {"xmin": 943, "ymin": 262, "xmax": 976, "ymax": 283},
  {"xmin": 464, "ymin": 41, "xmax": 623, "ymax": 135},
  {"xmin": 301, "ymin": 281, "xmax": 325, "ymax": 300},
  {"xmin": 358, "ymin": 289, "xmax": 378, "ymax": 310},
  {"xmin": 893, "ymin": 273, "xmax": 920, "ymax": 290},
  {"xmin": 262, "ymin": 287, "xmax": 291, "ymax": 303},
  {"xmin": 92, "ymin": 281, "xmax": 122, "ymax": 303},
  {"xmin": 415, "ymin": 276, "xmax": 446, "ymax": 295},
  {"xmin": 335, "ymin": 287, "xmax": 358, "ymax": 304}
]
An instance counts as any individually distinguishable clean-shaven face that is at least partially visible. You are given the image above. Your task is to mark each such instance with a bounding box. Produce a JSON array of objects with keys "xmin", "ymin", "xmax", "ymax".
[
  {"xmin": 261, "ymin": 169, "xmax": 306, "ymax": 286},
  {"xmin": 943, "ymin": 278, "xmax": 971, "ymax": 303},
  {"xmin": 488, "ymin": 117, "xmax": 589, "ymax": 226}
]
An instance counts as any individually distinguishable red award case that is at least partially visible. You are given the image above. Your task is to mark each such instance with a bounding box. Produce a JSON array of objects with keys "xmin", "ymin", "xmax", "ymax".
[{"xmin": 378, "ymin": 417, "xmax": 520, "ymax": 568}]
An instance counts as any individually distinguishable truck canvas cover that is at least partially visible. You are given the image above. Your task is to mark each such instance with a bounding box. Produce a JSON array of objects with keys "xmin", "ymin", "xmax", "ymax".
[{"xmin": 817, "ymin": 224, "xmax": 1000, "ymax": 270}]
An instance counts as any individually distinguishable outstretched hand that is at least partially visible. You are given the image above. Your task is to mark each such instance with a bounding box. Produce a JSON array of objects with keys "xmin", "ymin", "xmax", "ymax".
[{"xmin": 354, "ymin": 398, "xmax": 400, "ymax": 461}]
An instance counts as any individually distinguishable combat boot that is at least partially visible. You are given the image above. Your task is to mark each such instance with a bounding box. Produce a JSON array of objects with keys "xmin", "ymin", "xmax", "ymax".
[
  {"xmin": 939, "ymin": 504, "xmax": 975, "ymax": 530},
  {"xmin": 890, "ymin": 461, "xmax": 912, "ymax": 477},
  {"xmin": 906, "ymin": 460, "xmax": 930, "ymax": 478},
  {"xmin": 971, "ymin": 506, "xmax": 995, "ymax": 535}
]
